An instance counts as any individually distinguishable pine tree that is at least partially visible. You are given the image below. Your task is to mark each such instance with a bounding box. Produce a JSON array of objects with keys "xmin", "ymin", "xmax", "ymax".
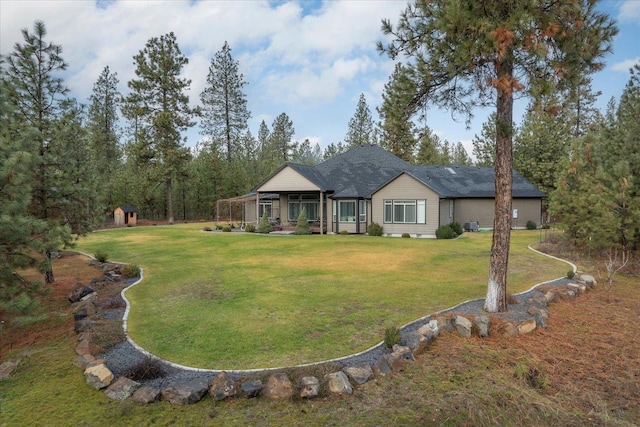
[
  {"xmin": 3, "ymin": 21, "xmax": 77, "ymax": 284},
  {"xmin": 323, "ymin": 141, "xmax": 346, "ymax": 159},
  {"xmin": 123, "ymin": 32, "xmax": 197, "ymax": 224},
  {"xmin": 378, "ymin": 63, "xmax": 417, "ymax": 161},
  {"xmin": 200, "ymin": 41, "xmax": 250, "ymax": 164},
  {"xmin": 294, "ymin": 208, "xmax": 311, "ymax": 235},
  {"xmin": 415, "ymin": 127, "xmax": 442, "ymax": 164},
  {"xmin": 452, "ymin": 142, "xmax": 472, "ymax": 165},
  {"xmin": 344, "ymin": 93, "xmax": 374, "ymax": 148},
  {"xmin": 87, "ymin": 66, "xmax": 121, "ymax": 217},
  {"xmin": 380, "ymin": 0, "xmax": 617, "ymax": 312},
  {"xmin": 270, "ymin": 113, "xmax": 295, "ymax": 163},
  {"xmin": 472, "ymin": 113, "xmax": 497, "ymax": 167}
]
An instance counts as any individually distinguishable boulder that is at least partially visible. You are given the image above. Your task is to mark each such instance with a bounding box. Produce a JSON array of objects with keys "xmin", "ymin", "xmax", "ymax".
[
  {"xmin": 373, "ymin": 356, "xmax": 392, "ymax": 377},
  {"xmin": 435, "ymin": 316, "xmax": 455, "ymax": 332},
  {"xmin": 132, "ymin": 386, "xmax": 161, "ymax": 404},
  {"xmin": 209, "ymin": 372, "xmax": 237, "ymax": 401},
  {"xmin": 161, "ymin": 378, "xmax": 209, "ymax": 405},
  {"xmin": 526, "ymin": 293, "xmax": 549, "ymax": 307},
  {"xmin": 417, "ymin": 319, "xmax": 439, "ymax": 338},
  {"xmin": 343, "ymin": 363, "xmax": 374, "ymax": 385},
  {"xmin": 579, "ymin": 274, "xmax": 597, "ymax": 288},
  {"xmin": 534, "ymin": 311, "xmax": 548, "ymax": 329},
  {"xmin": 263, "ymin": 373, "xmax": 294, "ymax": 399},
  {"xmin": 0, "ymin": 359, "xmax": 21, "ymax": 380},
  {"xmin": 499, "ymin": 322, "xmax": 518, "ymax": 337},
  {"xmin": 325, "ymin": 371, "xmax": 353, "ymax": 395},
  {"xmin": 474, "ymin": 315, "xmax": 490, "ymax": 338},
  {"xmin": 568, "ymin": 283, "xmax": 587, "ymax": 293},
  {"xmin": 386, "ymin": 345, "xmax": 414, "ymax": 372},
  {"xmin": 517, "ymin": 318, "xmax": 537, "ymax": 334},
  {"xmin": 75, "ymin": 339, "xmax": 100, "ymax": 356},
  {"xmin": 240, "ymin": 380, "xmax": 262, "ymax": 399},
  {"xmin": 73, "ymin": 354, "xmax": 96, "ymax": 370},
  {"xmin": 84, "ymin": 364, "xmax": 114, "ymax": 390},
  {"xmin": 544, "ymin": 291, "xmax": 558, "ymax": 304},
  {"xmin": 68, "ymin": 285, "xmax": 95, "ymax": 303},
  {"xmin": 454, "ymin": 315, "xmax": 473, "ymax": 338},
  {"xmin": 104, "ymin": 376, "xmax": 141, "ymax": 400},
  {"xmin": 299, "ymin": 376, "xmax": 320, "ymax": 399},
  {"xmin": 404, "ymin": 331, "xmax": 429, "ymax": 355}
]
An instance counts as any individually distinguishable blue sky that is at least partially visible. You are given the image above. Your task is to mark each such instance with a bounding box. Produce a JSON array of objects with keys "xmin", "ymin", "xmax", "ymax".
[{"xmin": 1, "ymin": 0, "xmax": 638, "ymax": 158}]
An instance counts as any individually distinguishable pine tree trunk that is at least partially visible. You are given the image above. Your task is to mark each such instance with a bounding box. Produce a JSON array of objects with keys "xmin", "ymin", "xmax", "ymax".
[
  {"xmin": 485, "ymin": 60, "xmax": 514, "ymax": 313},
  {"xmin": 44, "ymin": 250, "xmax": 55, "ymax": 284},
  {"xmin": 166, "ymin": 177, "xmax": 174, "ymax": 225}
]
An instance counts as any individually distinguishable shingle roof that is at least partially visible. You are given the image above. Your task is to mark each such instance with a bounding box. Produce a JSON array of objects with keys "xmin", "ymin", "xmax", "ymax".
[
  {"xmin": 118, "ymin": 205, "xmax": 138, "ymax": 213},
  {"xmin": 405, "ymin": 165, "xmax": 546, "ymax": 198},
  {"xmin": 257, "ymin": 144, "xmax": 545, "ymax": 199}
]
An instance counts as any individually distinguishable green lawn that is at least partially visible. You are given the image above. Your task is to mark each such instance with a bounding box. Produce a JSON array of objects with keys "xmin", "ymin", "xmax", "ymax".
[{"xmin": 75, "ymin": 225, "xmax": 569, "ymax": 369}]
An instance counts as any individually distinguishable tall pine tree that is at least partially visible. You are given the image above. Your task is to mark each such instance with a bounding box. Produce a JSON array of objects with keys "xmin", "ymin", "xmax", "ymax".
[
  {"xmin": 344, "ymin": 93, "xmax": 374, "ymax": 148},
  {"xmin": 380, "ymin": 0, "xmax": 617, "ymax": 312}
]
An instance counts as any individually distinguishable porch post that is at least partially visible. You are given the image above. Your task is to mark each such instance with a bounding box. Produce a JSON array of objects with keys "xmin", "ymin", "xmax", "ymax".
[
  {"xmin": 256, "ymin": 191, "xmax": 260, "ymax": 225},
  {"xmin": 320, "ymin": 191, "xmax": 324, "ymax": 235}
]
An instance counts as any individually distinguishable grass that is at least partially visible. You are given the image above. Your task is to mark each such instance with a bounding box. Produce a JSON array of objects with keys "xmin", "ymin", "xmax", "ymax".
[
  {"xmin": 73, "ymin": 225, "xmax": 569, "ymax": 369},
  {"xmin": 2, "ymin": 233, "xmax": 639, "ymax": 426}
]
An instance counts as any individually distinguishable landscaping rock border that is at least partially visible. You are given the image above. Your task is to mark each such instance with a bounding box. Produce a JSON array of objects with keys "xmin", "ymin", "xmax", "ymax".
[{"xmin": 64, "ymin": 248, "xmax": 598, "ymax": 406}]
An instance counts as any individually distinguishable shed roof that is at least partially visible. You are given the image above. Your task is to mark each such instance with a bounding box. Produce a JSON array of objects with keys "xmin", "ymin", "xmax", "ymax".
[{"xmin": 117, "ymin": 205, "xmax": 138, "ymax": 213}]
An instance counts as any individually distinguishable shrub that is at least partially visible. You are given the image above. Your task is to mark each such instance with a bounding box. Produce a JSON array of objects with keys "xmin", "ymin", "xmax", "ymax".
[
  {"xmin": 222, "ymin": 225, "xmax": 232, "ymax": 232},
  {"xmin": 294, "ymin": 208, "xmax": 312, "ymax": 235},
  {"xmin": 567, "ymin": 270, "xmax": 575, "ymax": 279},
  {"xmin": 526, "ymin": 220, "xmax": 537, "ymax": 230},
  {"xmin": 436, "ymin": 225, "xmax": 456, "ymax": 239},
  {"xmin": 401, "ymin": 233, "xmax": 411, "ymax": 238},
  {"xmin": 367, "ymin": 222, "xmax": 383, "ymax": 236},
  {"xmin": 258, "ymin": 211, "xmax": 273, "ymax": 234},
  {"xmin": 339, "ymin": 230, "xmax": 349, "ymax": 235},
  {"xmin": 384, "ymin": 325, "xmax": 401, "ymax": 349},
  {"xmin": 541, "ymin": 223, "xmax": 551, "ymax": 229},
  {"xmin": 202, "ymin": 226, "xmax": 212, "ymax": 232},
  {"xmin": 124, "ymin": 356, "xmax": 166, "ymax": 382},
  {"xmin": 244, "ymin": 223, "xmax": 256, "ymax": 233},
  {"xmin": 94, "ymin": 250, "xmax": 108, "ymax": 263},
  {"xmin": 448, "ymin": 222, "xmax": 463, "ymax": 235},
  {"xmin": 121, "ymin": 263, "xmax": 141, "ymax": 279}
]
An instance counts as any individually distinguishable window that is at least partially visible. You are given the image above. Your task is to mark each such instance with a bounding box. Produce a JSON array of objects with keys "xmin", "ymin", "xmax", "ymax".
[
  {"xmin": 339, "ymin": 200, "xmax": 356, "ymax": 222},
  {"xmin": 288, "ymin": 194, "xmax": 319, "ymax": 221},
  {"xmin": 384, "ymin": 199, "xmax": 426, "ymax": 224},
  {"xmin": 259, "ymin": 201, "xmax": 272, "ymax": 219},
  {"xmin": 359, "ymin": 200, "xmax": 366, "ymax": 223}
]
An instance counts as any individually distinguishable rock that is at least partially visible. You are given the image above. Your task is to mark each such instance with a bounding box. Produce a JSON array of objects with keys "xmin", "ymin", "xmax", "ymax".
[
  {"xmin": 75, "ymin": 339, "xmax": 100, "ymax": 356},
  {"xmin": 73, "ymin": 354, "xmax": 96, "ymax": 370},
  {"xmin": 240, "ymin": 380, "xmax": 262, "ymax": 399},
  {"xmin": 343, "ymin": 363, "xmax": 374, "ymax": 385},
  {"xmin": 263, "ymin": 373, "xmax": 294, "ymax": 399},
  {"xmin": 517, "ymin": 318, "xmax": 537, "ymax": 334},
  {"xmin": 435, "ymin": 316, "xmax": 454, "ymax": 332},
  {"xmin": 325, "ymin": 371, "xmax": 353, "ymax": 395},
  {"xmin": 474, "ymin": 315, "xmax": 490, "ymax": 338},
  {"xmin": 566, "ymin": 290, "xmax": 576, "ymax": 298},
  {"xmin": 104, "ymin": 376, "xmax": 141, "ymax": 400},
  {"xmin": 299, "ymin": 376, "xmax": 320, "ymax": 399},
  {"xmin": 0, "ymin": 359, "xmax": 21, "ymax": 380},
  {"xmin": 454, "ymin": 315, "xmax": 473, "ymax": 337},
  {"xmin": 544, "ymin": 291, "xmax": 557, "ymax": 304},
  {"xmin": 386, "ymin": 345, "xmax": 414, "ymax": 372},
  {"xmin": 162, "ymin": 378, "xmax": 209, "ymax": 405},
  {"xmin": 102, "ymin": 263, "xmax": 120, "ymax": 273},
  {"xmin": 68, "ymin": 285, "xmax": 95, "ymax": 303},
  {"xmin": 209, "ymin": 372, "xmax": 237, "ymax": 401},
  {"xmin": 499, "ymin": 322, "xmax": 518, "ymax": 337},
  {"xmin": 404, "ymin": 331, "xmax": 429, "ymax": 355},
  {"xmin": 526, "ymin": 293, "xmax": 549, "ymax": 307},
  {"xmin": 373, "ymin": 356, "xmax": 392, "ymax": 377},
  {"xmin": 84, "ymin": 364, "xmax": 114, "ymax": 390},
  {"xmin": 132, "ymin": 386, "xmax": 161, "ymax": 404},
  {"xmin": 73, "ymin": 309, "xmax": 88, "ymax": 321},
  {"xmin": 579, "ymin": 274, "xmax": 597, "ymax": 288},
  {"xmin": 534, "ymin": 311, "xmax": 548, "ymax": 329},
  {"xmin": 527, "ymin": 307, "xmax": 549, "ymax": 319},
  {"xmin": 71, "ymin": 298, "xmax": 97, "ymax": 316},
  {"xmin": 568, "ymin": 283, "xmax": 587, "ymax": 293}
]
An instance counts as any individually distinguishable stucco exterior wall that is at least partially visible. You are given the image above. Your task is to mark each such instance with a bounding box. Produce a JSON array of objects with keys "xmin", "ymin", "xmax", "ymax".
[
  {"xmin": 453, "ymin": 198, "xmax": 542, "ymax": 229},
  {"xmin": 371, "ymin": 174, "xmax": 440, "ymax": 237}
]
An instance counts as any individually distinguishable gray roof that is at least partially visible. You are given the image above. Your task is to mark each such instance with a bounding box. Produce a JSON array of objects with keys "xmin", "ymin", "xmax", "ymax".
[{"xmin": 256, "ymin": 144, "xmax": 545, "ymax": 199}]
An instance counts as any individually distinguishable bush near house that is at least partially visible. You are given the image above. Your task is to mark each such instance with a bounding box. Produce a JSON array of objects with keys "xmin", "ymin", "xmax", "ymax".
[
  {"xmin": 258, "ymin": 211, "xmax": 273, "ymax": 234},
  {"xmin": 367, "ymin": 222, "xmax": 383, "ymax": 236},
  {"xmin": 436, "ymin": 225, "xmax": 457, "ymax": 239},
  {"xmin": 526, "ymin": 220, "xmax": 537, "ymax": 230}
]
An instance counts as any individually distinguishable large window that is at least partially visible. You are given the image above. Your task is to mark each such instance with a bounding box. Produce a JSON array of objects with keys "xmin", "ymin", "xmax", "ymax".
[
  {"xmin": 288, "ymin": 194, "xmax": 319, "ymax": 221},
  {"xmin": 339, "ymin": 200, "xmax": 356, "ymax": 222},
  {"xmin": 384, "ymin": 200, "xmax": 426, "ymax": 224},
  {"xmin": 359, "ymin": 200, "xmax": 366, "ymax": 223},
  {"xmin": 259, "ymin": 201, "xmax": 272, "ymax": 219}
]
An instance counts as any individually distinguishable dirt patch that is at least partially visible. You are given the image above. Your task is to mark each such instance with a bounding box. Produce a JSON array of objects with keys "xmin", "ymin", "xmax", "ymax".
[{"xmin": 1, "ymin": 252, "xmax": 104, "ymax": 360}]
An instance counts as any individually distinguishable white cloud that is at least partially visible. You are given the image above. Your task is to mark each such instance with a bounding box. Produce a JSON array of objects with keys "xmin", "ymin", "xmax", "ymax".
[
  {"xmin": 610, "ymin": 57, "xmax": 640, "ymax": 72},
  {"xmin": 618, "ymin": 0, "xmax": 640, "ymax": 22}
]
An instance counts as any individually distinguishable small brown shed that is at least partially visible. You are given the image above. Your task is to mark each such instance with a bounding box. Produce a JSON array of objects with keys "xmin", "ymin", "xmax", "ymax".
[{"xmin": 114, "ymin": 205, "xmax": 138, "ymax": 227}]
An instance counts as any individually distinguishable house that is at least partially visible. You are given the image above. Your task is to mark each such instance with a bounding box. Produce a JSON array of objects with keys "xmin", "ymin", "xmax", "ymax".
[
  {"xmin": 114, "ymin": 205, "xmax": 138, "ymax": 227},
  {"xmin": 244, "ymin": 144, "xmax": 545, "ymax": 237}
]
